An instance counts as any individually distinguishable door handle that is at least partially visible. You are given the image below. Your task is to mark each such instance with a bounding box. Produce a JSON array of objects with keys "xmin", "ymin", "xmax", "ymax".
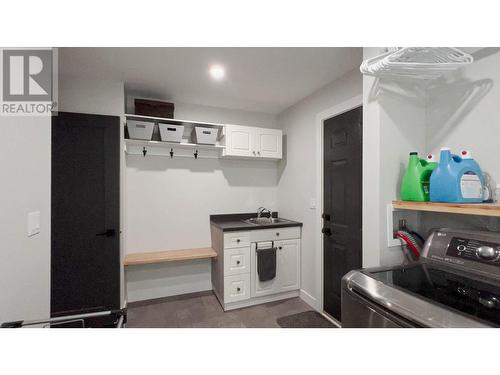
[
  {"xmin": 322, "ymin": 227, "xmax": 332, "ymax": 236},
  {"xmin": 95, "ymin": 229, "xmax": 116, "ymax": 237},
  {"xmin": 322, "ymin": 213, "xmax": 331, "ymax": 221}
]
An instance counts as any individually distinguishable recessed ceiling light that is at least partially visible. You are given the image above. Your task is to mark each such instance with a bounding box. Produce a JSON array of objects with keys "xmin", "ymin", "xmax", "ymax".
[{"xmin": 209, "ymin": 64, "xmax": 226, "ymax": 81}]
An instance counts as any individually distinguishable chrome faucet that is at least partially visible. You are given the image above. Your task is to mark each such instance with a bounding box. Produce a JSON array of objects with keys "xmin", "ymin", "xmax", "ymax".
[{"xmin": 257, "ymin": 207, "xmax": 271, "ymax": 219}]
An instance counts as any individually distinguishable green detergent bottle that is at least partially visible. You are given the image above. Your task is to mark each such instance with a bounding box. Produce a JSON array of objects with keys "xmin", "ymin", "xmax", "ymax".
[{"xmin": 400, "ymin": 152, "xmax": 438, "ymax": 201}]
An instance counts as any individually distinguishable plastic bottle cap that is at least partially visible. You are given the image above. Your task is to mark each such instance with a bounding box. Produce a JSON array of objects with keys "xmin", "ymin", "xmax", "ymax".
[
  {"xmin": 440, "ymin": 147, "xmax": 451, "ymax": 151},
  {"xmin": 409, "ymin": 152, "xmax": 418, "ymax": 155},
  {"xmin": 461, "ymin": 150, "xmax": 471, "ymax": 159}
]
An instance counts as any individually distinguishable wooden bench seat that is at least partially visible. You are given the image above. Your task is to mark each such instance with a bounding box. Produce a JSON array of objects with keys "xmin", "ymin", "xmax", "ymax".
[{"xmin": 124, "ymin": 247, "xmax": 217, "ymax": 266}]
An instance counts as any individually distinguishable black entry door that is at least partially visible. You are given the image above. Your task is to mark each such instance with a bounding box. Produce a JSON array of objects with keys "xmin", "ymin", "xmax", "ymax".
[
  {"xmin": 51, "ymin": 112, "xmax": 120, "ymax": 318},
  {"xmin": 323, "ymin": 106, "xmax": 362, "ymax": 321}
]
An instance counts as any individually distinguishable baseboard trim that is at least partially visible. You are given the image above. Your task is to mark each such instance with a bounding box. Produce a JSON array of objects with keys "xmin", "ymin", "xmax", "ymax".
[
  {"xmin": 299, "ymin": 289, "xmax": 319, "ymax": 310},
  {"xmin": 223, "ymin": 290, "xmax": 300, "ymax": 311},
  {"xmin": 127, "ymin": 290, "xmax": 214, "ymax": 308}
]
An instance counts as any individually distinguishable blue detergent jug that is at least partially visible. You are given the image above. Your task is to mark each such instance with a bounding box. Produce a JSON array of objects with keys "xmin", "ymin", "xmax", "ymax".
[{"xmin": 429, "ymin": 148, "xmax": 484, "ymax": 203}]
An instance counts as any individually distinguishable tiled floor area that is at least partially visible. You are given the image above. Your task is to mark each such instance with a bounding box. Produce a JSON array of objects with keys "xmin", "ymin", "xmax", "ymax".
[{"xmin": 126, "ymin": 291, "xmax": 312, "ymax": 328}]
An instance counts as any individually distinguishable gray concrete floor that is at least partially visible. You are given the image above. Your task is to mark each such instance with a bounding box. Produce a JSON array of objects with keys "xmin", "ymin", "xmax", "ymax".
[{"xmin": 126, "ymin": 291, "xmax": 312, "ymax": 328}]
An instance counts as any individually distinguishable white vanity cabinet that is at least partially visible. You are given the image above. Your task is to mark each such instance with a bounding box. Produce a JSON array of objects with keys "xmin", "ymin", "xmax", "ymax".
[
  {"xmin": 211, "ymin": 224, "xmax": 301, "ymax": 311},
  {"xmin": 223, "ymin": 124, "xmax": 282, "ymax": 160}
]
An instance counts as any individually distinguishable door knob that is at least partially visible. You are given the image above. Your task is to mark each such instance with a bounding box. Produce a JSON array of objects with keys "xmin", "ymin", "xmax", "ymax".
[
  {"xmin": 322, "ymin": 227, "xmax": 332, "ymax": 236},
  {"xmin": 95, "ymin": 229, "xmax": 116, "ymax": 237}
]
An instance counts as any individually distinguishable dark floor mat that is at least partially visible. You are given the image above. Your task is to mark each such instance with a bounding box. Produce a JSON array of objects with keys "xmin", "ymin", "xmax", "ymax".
[{"xmin": 277, "ymin": 311, "xmax": 337, "ymax": 328}]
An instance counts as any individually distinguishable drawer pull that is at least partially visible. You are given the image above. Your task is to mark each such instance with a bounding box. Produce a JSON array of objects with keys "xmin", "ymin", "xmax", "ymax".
[
  {"xmin": 278, "ymin": 246, "xmax": 282, "ymax": 250},
  {"xmin": 236, "ymin": 239, "xmax": 241, "ymax": 243},
  {"xmin": 276, "ymin": 232, "xmax": 280, "ymax": 236},
  {"xmin": 237, "ymin": 287, "xmax": 241, "ymax": 292},
  {"xmin": 236, "ymin": 260, "xmax": 241, "ymax": 265}
]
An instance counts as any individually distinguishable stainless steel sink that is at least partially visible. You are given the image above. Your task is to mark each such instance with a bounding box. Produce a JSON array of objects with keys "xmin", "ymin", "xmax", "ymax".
[{"xmin": 243, "ymin": 217, "xmax": 291, "ymax": 225}]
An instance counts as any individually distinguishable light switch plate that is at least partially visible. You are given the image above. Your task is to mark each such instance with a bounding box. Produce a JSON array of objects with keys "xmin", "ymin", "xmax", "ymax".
[
  {"xmin": 309, "ymin": 198, "xmax": 316, "ymax": 209},
  {"xmin": 27, "ymin": 211, "xmax": 41, "ymax": 237}
]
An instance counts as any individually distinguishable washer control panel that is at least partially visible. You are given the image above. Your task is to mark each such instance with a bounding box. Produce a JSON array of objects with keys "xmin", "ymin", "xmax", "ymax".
[{"xmin": 447, "ymin": 237, "xmax": 500, "ymax": 266}]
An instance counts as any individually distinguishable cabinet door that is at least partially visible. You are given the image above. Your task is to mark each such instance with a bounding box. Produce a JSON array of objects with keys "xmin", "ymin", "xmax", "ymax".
[
  {"xmin": 251, "ymin": 243, "xmax": 279, "ymax": 297},
  {"xmin": 255, "ymin": 128, "xmax": 282, "ymax": 159},
  {"xmin": 225, "ymin": 124, "xmax": 255, "ymax": 157},
  {"xmin": 276, "ymin": 239, "xmax": 300, "ymax": 292}
]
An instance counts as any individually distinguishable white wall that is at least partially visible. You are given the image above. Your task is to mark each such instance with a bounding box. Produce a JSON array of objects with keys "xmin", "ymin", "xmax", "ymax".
[
  {"xmin": 276, "ymin": 68, "xmax": 362, "ymax": 309},
  {"xmin": 58, "ymin": 75, "xmax": 126, "ymax": 306},
  {"xmin": 126, "ymin": 97, "xmax": 279, "ymax": 129},
  {"xmin": 59, "ymin": 76, "xmax": 125, "ymax": 117},
  {"xmin": 363, "ymin": 48, "xmax": 429, "ymax": 267},
  {"xmin": 426, "ymin": 48, "xmax": 500, "ymax": 184},
  {"xmin": 0, "ymin": 115, "xmax": 51, "ymax": 323}
]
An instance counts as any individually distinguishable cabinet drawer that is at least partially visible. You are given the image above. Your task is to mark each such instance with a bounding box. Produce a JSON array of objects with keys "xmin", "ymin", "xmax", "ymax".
[
  {"xmin": 224, "ymin": 247, "xmax": 250, "ymax": 276},
  {"xmin": 224, "ymin": 231, "xmax": 250, "ymax": 249},
  {"xmin": 249, "ymin": 226, "xmax": 301, "ymax": 242},
  {"xmin": 224, "ymin": 274, "xmax": 250, "ymax": 303}
]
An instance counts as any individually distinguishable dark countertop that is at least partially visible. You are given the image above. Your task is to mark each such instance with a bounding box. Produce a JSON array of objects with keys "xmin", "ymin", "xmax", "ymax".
[{"xmin": 210, "ymin": 213, "xmax": 303, "ymax": 232}]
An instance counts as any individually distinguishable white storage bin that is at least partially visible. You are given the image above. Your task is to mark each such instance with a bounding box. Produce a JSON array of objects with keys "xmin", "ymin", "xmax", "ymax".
[
  {"xmin": 159, "ymin": 123, "xmax": 184, "ymax": 143},
  {"xmin": 192, "ymin": 126, "xmax": 219, "ymax": 145},
  {"xmin": 127, "ymin": 120, "xmax": 154, "ymax": 140}
]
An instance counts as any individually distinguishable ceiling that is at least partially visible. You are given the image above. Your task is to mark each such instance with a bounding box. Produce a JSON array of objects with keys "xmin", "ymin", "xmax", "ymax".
[{"xmin": 59, "ymin": 48, "xmax": 362, "ymax": 114}]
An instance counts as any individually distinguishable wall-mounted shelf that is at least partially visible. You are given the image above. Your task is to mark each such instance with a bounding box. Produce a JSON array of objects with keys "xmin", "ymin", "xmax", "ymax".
[
  {"xmin": 124, "ymin": 139, "xmax": 224, "ymax": 158},
  {"xmin": 124, "ymin": 247, "xmax": 217, "ymax": 266},
  {"xmin": 125, "ymin": 113, "xmax": 223, "ymax": 129},
  {"xmin": 392, "ymin": 200, "xmax": 500, "ymax": 217}
]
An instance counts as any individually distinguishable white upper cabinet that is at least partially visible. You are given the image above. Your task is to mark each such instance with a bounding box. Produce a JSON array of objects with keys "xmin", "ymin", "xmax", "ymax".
[
  {"xmin": 224, "ymin": 124, "xmax": 282, "ymax": 160},
  {"xmin": 255, "ymin": 127, "xmax": 282, "ymax": 159},
  {"xmin": 224, "ymin": 124, "xmax": 254, "ymax": 157}
]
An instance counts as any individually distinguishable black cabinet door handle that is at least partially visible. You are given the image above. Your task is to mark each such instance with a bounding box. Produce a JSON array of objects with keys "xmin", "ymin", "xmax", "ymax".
[
  {"xmin": 96, "ymin": 229, "xmax": 116, "ymax": 237},
  {"xmin": 322, "ymin": 213, "xmax": 331, "ymax": 221},
  {"xmin": 321, "ymin": 227, "xmax": 332, "ymax": 236}
]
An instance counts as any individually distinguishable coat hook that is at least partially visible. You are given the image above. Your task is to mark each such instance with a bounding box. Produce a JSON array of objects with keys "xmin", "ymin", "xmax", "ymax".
[
  {"xmin": 142, "ymin": 147, "xmax": 147, "ymax": 157},
  {"xmin": 194, "ymin": 149, "xmax": 199, "ymax": 159},
  {"xmin": 170, "ymin": 148, "xmax": 174, "ymax": 158}
]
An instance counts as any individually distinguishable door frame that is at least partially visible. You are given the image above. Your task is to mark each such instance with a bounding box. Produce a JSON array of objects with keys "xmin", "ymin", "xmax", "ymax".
[{"xmin": 314, "ymin": 95, "xmax": 362, "ymax": 313}]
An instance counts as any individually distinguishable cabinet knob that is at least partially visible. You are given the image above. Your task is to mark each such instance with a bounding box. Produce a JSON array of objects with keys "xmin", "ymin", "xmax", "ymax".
[
  {"xmin": 236, "ymin": 260, "xmax": 241, "ymax": 265},
  {"xmin": 237, "ymin": 287, "xmax": 241, "ymax": 292},
  {"xmin": 279, "ymin": 246, "xmax": 282, "ymax": 250},
  {"xmin": 276, "ymin": 232, "xmax": 280, "ymax": 236},
  {"xmin": 236, "ymin": 239, "xmax": 240, "ymax": 243}
]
